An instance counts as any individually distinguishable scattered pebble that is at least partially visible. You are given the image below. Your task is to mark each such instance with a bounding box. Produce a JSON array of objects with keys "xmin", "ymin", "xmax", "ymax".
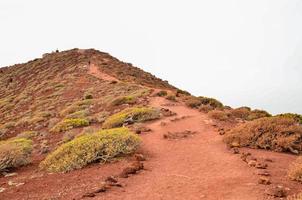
[{"xmin": 258, "ymin": 176, "xmax": 271, "ymax": 185}]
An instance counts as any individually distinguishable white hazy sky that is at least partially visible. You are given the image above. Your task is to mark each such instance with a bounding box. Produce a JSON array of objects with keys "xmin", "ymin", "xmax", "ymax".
[{"xmin": 1, "ymin": 0, "xmax": 302, "ymax": 114}]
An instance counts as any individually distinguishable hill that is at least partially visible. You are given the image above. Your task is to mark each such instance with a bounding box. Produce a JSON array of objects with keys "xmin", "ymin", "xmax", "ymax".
[{"xmin": 0, "ymin": 49, "xmax": 301, "ymax": 200}]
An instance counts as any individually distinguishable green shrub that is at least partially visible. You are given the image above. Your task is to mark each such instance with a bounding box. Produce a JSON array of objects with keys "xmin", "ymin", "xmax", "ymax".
[
  {"xmin": 288, "ymin": 156, "xmax": 302, "ymax": 182},
  {"xmin": 0, "ymin": 138, "xmax": 33, "ymax": 171},
  {"xmin": 156, "ymin": 90, "xmax": 168, "ymax": 97},
  {"xmin": 185, "ymin": 97, "xmax": 202, "ymax": 108},
  {"xmin": 40, "ymin": 127, "xmax": 140, "ymax": 172},
  {"xmin": 111, "ymin": 95, "xmax": 136, "ymax": 106},
  {"xmin": 176, "ymin": 89, "xmax": 191, "ymax": 97},
  {"xmin": 247, "ymin": 109, "xmax": 271, "ymax": 120},
  {"xmin": 224, "ymin": 116, "xmax": 302, "ymax": 153},
  {"xmin": 276, "ymin": 113, "xmax": 302, "ymax": 124},
  {"xmin": 198, "ymin": 96, "xmax": 223, "ymax": 108},
  {"xmin": 103, "ymin": 107, "xmax": 160, "ymax": 129},
  {"xmin": 51, "ymin": 118, "xmax": 89, "ymax": 133},
  {"xmin": 166, "ymin": 95, "xmax": 177, "ymax": 102},
  {"xmin": 186, "ymin": 96, "xmax": 223, "ymax": 109}
]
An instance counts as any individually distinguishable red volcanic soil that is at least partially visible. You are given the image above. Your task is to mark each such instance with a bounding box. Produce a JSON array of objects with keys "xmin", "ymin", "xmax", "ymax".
[{"xmin": 1, "ymin": 97, "xmax": 301, "ymax": 200}]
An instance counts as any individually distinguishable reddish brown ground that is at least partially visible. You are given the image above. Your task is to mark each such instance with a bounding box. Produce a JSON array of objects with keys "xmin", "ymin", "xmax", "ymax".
[
  {"xmin": 88, "ymin": 63, "xmax": 119, "ymax": 82},
  {"xmin": 1, "ymin": 96, "xmax": 301, "ymax": 200}
]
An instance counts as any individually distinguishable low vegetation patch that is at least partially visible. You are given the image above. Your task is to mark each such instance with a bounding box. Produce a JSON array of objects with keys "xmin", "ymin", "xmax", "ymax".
[
  {"xmin": 0, "ymin": 138, "xmax": 33, "ymax": 171},
  {"xmin": 185, "ymin": 96, "xmax": 223, "ymax": 109},
  {"xmin": 103, "ymin": 107, "xmax": 160, "ymax": 129},
  {"xmin": 110, "ymin": 95, "xmax": 136, "ymax": 106},
  {"xmin": 223, "ymin": 116, "xmax": 302, "ymax": 153},
  {"xmin": 40, "ymin": 127, "xmax": 140, "ymax": 172},
  {"xmin": 156, "ymin": 90, "xmax": 168, "ymax": 97},
  {"xmin": 276, "ymin": 113, "xmax": 302, "ymax": 124},
  {"xmin": 16, "ymin": 131, "xmax": 39, "ymax": 139},
  {"xmin": 288, "ymin": 156, "xmax": 302, "ymax": 183},
  {"xmin": 51, "ymin": 118, "xmax": 89, "ymax": 133},
  {"xmin": 208, "ymin": 110, "xmax": 230, "ymax": 121}
]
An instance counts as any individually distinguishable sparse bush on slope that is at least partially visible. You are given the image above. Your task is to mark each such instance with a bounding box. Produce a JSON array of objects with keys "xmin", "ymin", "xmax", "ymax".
[
  {"xmin": 40, "ymin": 127, "xmax": 140, "ymax": 172},
  {"xmin": 223, "ymin": 116, "xmax": 302, "ymax": 153},
  {"xmin": 185, "ymin": 96, "xmax": 223, "ymax": 109},
  {"xmin": 208, "ymin": 110, "xmax": 231, "ymax": 121},
  {"xmin": 0, "ymin": 138, "xmax": 33, "ymax": 171},
  {"xmin": 103, "ymin": 107, "xmax": 160, "ymax": 129},
  {"xmin": 276, "ymin": 113, "xmax": 302, "ymax": 124},
  {"xmin": 110, "ymin": 95, "xmax": 136, "ymax": 106},
  {"xmin": 288, "ymin": 156, "xmax": 302, "ymax": 183},
  {"xmin": 50, "ymin": 118, "xmax": 89, "ymax": 133}
]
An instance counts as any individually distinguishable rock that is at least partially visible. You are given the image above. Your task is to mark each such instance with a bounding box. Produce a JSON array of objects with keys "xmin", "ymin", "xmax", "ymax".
[
  {"xmin": 105, "ymin": 176, "xmax": 118, "ymax": 183},
  {"xmin": 248, "ymin": 160, "xmax": 257, "ymax": 167},
  {"xmin": 231, "ymin": 147, "xmax": 240, "ymax": 154},
  {"xmin": 82, "ymin": 192, "xmax": 96, "ymax": 198},
  {"xmin": 240, "ymin": 152, "xmax": 251, "ymax": 162},
  {"xmin": 3, "ymin": 172, "xmax": 17, "ymax": 177},
  {"xmin": 160, "ymin": 122, "xmax": 167, "ymax": 126},
  {"xmin": 257, "ymin": 170, "xmax": 270, "ymax": 176},
  {"xmin": 134, "ymin": 153, "xmax": 146, "ymax": 161},
  {"xmin": 230, "ymin": 141, "xmax": 240, "ymax": 148},
  {"xmin": 120, "ymin": 161, "xmax": 144, "ymax": 178},
  {"xmin": 264, "ymin": 158, "xmax": 273, "ymax": 162},
  {"xmin": 258, "ymin": 176, "xmax": 271, "ymax": 185},
  {"xmin": 255, "ymin": 162, "xmax": 268, "ymax": 169},
  {"xmin": 0, "ymin": 188, "xmax": 5, "ymax": 193},
  {"xmin": 8, "ymin": 181, "xmax": 24, "ymax": 187},
  {"xmin": 265, "ymin": 185, "xmax": 287, "ymax": 197},
  {"xmin": 94, "ymin": 182, "xmax": 110, "ymax": 193}
]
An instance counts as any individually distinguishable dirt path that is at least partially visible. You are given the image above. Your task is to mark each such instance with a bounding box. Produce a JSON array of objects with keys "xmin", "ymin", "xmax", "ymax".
[
  {"xmin": 97, "ymin": 97, "xmax": 271, "ymax": 200},
  {"xmin": 88, "ymin": 63, "xmax": 119, "ymax": 82}
]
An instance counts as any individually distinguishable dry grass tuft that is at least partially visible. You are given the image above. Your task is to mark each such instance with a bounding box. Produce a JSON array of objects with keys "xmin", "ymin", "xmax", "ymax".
[
  {"xmin": 0, "ymin": 138, "xmax": 33, "ymax": 171},
  {"xmin": 288, "ymin": 156, "xmax": 302, "ymax": 183},
  {"xmin": 223, "ymin": 116, "xmax": 302, "ymax": 153}
]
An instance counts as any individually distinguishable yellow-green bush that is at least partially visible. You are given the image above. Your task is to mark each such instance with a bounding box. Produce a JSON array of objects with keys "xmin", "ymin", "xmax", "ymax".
[
  {"xmin": 276, "ymin": 113, "xmax": 302, "ymax": 124},
  {"xmin": 0, "ymin": 138, "xmax": 33, "ymax": 171},
  {"xmin": 51, "ymin": 118, "xmax": 89, "ymax": 133},
  {"xmin": 110, "ymin": 95, "xmax": 136, "ymax": 106},
  {"xmin": 288, "ymin": 156, "xmax": 302, "ymax": 182},
  {"xmin": 40, "ymin": 127, "xmax": 140, "ymax": 172},
  {"xmin": 103, "ymin": 107, "xmax": 160, "ymax": 129},
  {"xmin": 16, "ymin": 131, "xmax": 39, "ymax": 139}
]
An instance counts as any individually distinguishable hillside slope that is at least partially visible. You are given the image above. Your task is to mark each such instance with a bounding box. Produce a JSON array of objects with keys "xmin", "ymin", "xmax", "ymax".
[{"xmin": 0, "ymin": 49, "xmax": 301, "ymax": 200}]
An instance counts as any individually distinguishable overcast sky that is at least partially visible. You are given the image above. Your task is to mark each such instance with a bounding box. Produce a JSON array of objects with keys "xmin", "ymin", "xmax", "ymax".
[{"xmin": 0, "ymin": 0, "xmax": 302, "ymax": 114}]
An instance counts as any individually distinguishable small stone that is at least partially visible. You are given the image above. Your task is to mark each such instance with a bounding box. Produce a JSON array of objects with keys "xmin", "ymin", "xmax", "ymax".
[
  {"xmin": 134, "ymin": 153, "xmax": 146, "ymax": 161},
  {"xmin": 248, "ymin": 160, "xmax": 257, "ymax": 167},
  {"xmin": 230, "ymin": 141, "xmax": 240, "ymax": 147},
  {"xmin": 257, "ymin": 170, "xmax": 270, "ymax": 176},
  {"xmin": 255, "ymin": 162, "xmax": 268, "ymax": 169},
  {"xmin": 231, "ymin": 147, "xmax": 240, "ymax": 154},
  {"xmin": 258, "ymin": 176, "xmax": 271, "ymax": 185},
  {"xmin": 3, "ymin": 172, "xmax": 17, "ymax": 177},
  {"xmin": 82, "ymin": 192, "xmax": 96, "ymax": 198},
  {"xmin": 265, "ymin": 185, "xmax": 287, "ymax": 197},
  {"xmin": 105, "ymin": 176, "xmax": 118, "ymax": 183},
  {"xmin": 264, "ymin": 158, "xmax": 273, "ymax": 162},
  {"xmin": 0, "ymin": 188, "xmax": 5, "ymax": 193}
]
